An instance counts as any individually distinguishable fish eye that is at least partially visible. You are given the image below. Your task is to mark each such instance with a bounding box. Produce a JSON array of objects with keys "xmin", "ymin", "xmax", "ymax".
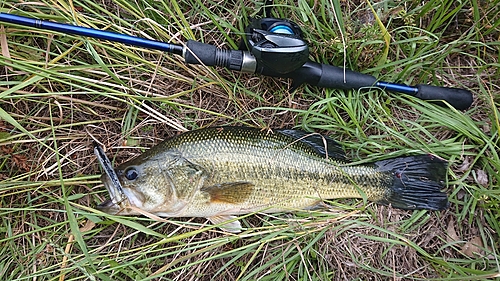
[{"xmin": 124, "ymin": 167, "xmax": 139, "ymax": 181}]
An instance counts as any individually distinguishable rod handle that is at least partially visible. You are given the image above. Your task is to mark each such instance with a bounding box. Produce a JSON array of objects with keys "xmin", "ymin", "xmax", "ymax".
[
  {"xmin": 315, "ymin": 64, "xmax": 377, "ymax": 90},
  {"xmin": 415, "ymin": 84, "xmax": 473, "ymax": 110}
]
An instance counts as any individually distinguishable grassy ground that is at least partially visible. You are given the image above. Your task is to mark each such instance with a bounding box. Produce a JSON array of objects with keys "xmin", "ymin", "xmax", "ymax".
[{"xmin": 0, "ymin": 0, "xmax": 499, "ymax": 280}]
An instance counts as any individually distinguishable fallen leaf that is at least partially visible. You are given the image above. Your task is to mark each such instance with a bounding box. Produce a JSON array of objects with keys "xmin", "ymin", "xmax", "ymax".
[
  {"xmin": 475, "ymin": 169, "xmax": 488, "ymax": 187},
  {"xmin": 456, "ymin": 157, "xmax": 472, "ymax": 172},
  {"xmin": 12, "ymin": 153, "xmax": 30, "ymax": 171},
  {"xmin": 461, "ymin": 236, "xmax": 484, "ymax": 258},
  {"xmin": 446, "ymin": 219, "xmax": 459, "ymax": 243},
  {"xmin": 79, "ymin": 219, "xmax": 96, "ymax": 233},
  {"xmin": 1, "ymin": 146, "xmax": 13, "ymax": 154}
]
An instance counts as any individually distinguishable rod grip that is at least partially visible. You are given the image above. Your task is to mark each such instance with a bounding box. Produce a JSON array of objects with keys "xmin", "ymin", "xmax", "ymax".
[
  {"xmin": 185, "ymin": 40, "xmax": 217, "ymax": 65},
  {"xmin": 184, "ymin": 40, "xmax": 244, "ymax": 71},
  {"xmin": 415, "ymin": 84, "xmax": 473, "ymax": 110},
  {"xmin": 316, "ymin": 64, "xmax": 377, "ymax": 90}
]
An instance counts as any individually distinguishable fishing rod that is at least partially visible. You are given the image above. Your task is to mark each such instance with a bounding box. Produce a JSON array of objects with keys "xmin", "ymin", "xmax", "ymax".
[{"xmin": 0, "ymin": 12, "xmax": 473, "ymax": 110}]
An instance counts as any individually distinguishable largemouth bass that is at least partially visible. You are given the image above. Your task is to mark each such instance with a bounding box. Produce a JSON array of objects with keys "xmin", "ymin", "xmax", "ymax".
[{"xmin": 96, "ymin": 126, "xmax": 448, "ymax": 232}]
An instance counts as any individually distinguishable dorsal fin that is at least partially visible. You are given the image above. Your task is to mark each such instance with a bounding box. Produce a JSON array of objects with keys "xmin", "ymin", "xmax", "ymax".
[{"xmin": 276, "ymin": 129, "xmax": 346, "ymax": 161}]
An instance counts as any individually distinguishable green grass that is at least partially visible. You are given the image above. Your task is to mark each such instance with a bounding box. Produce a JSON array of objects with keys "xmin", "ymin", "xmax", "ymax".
[{"xmin": 1, "ymin": 0, "xmax": 499, "ymax": 280}]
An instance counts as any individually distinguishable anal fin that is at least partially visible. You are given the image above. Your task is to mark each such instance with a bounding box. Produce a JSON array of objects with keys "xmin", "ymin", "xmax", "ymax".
[{"xmin": 208, "ymin": 215, "xmax": 243, "ymax": 233}]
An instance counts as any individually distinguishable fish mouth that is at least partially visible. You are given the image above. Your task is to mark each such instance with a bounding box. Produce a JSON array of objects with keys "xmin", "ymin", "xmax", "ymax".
[
  {"xmin": 97, "ymin": 173, "xmax": 126, "ymax": 214},
  {"xmin": 94, "ymin": 142, "xmax": 126, "ymax": 214}
]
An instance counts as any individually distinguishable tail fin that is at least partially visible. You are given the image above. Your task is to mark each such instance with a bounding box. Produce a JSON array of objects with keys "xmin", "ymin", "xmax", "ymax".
[{"xmin": 374, "ymin": 155, "xmax": 449, "ymax": 210}]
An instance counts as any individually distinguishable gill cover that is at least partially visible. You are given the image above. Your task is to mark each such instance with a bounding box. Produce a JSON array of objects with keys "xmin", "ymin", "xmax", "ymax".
[{"xmin": 115, "ymin": 149, "xmax": 207, "ymax": 216}]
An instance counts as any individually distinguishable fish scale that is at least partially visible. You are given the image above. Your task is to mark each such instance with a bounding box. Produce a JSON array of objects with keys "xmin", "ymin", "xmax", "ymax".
[{"xmin": 97, "ymin": 126, "xmax": 449, "ymax": 232}]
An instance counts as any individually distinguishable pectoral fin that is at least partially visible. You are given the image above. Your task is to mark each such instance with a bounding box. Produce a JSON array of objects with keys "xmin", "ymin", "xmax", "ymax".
[
  {"xmin": 201, "ymin": 182, "xmax": 254, "ymax": 204},
  {"xmin": 208, "ymin": 215, "xmax": 243, "ymax": 233}
]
